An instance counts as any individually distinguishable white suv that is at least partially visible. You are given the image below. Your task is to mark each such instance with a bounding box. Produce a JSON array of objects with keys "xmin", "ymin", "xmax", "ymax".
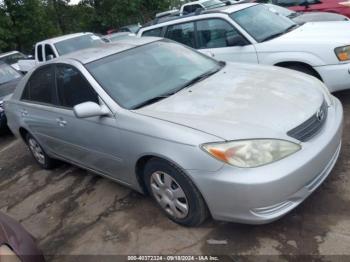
[{"xmin": 138, "ymin": 3, "xmax": 350, "ymax": 93}]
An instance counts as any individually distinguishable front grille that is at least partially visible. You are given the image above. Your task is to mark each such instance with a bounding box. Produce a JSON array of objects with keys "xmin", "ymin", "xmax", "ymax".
[{"xmin": 287, "ymin": 100, "xmax": 328, "ymax": 142}]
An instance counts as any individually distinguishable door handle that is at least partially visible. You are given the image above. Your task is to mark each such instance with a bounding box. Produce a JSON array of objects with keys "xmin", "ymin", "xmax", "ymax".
[
  {"xmin": 20, "ymin": 109, "xmax": 28, "ymax": 117},
  {"xmin": 56, "ymin": 118, "xmax": 67, "ymax": 127}
]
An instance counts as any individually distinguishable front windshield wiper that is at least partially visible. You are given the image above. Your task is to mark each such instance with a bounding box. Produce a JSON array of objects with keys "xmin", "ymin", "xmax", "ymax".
[
  {"xmin": 132, "ymin": 95, "xmax": 171, "ymax": 110},
  {"xmin": 132, "ymin": 64, "xmax": 224, "ymax": 110},
  {"xmin": 181, "ymin": 66, "xmax": 223, "ymax": 89},
  {"xmin": 261, "ymin": 24, "xmax": 299, "ymax": 42}
]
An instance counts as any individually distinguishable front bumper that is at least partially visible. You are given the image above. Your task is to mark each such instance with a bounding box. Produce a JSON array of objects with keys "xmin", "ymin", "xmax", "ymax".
[
  {"xmin": 314, "ymin": 63, "xmax": 350, "ymax": 93},
  {"xmin": 188, "ymin": 97, "xmax": 343, "ymax": 224}
]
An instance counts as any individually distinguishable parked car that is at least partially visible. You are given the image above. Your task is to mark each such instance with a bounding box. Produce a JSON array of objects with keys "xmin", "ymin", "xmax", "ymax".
[
  {"xmin": 0, "ymin": 212, "xmax": 45, "ymax": 262},
  {"xmin": 119, "ymin": 24, "xmax": 142, "ymax": 34},
  {"xmin": 103, "ymin": 32, "xmax": 136, "ymax": 43},
  {"xmin": 0, "ymin": 51, "xmax": 27, "ymax": 71},
  {"xmin": 5, "ymin": 38, "xmax": 342, "ymax": 226},
  {"xmin": 18, "ymin": 33, "xmax": 104, "ymax": 73},
  {"xmin": 180, "ymin": 0, "xmax": 226, "ymax": 15},
  {"xmin": 261, "ymin": 0, "xmax": 350, "ymax": 18},
  {"xmin": 265, "ymin": 3, "xmax": 349, "ymax": 23},
  {"xmin": 139, "ymin": 3, "xmax": 350, "ymax": 93},
  {"xmin": 0, "ymin": 62, "xmax": 22, "ymax": 133}
]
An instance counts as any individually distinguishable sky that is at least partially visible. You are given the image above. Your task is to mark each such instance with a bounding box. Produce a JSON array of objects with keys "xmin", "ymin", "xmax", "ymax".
[{"xmin": 69, "ymin": 0, "xmax": 80, "ymax": 5}]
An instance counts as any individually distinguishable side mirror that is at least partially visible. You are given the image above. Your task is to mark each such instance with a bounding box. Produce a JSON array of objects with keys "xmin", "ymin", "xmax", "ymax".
[
  {"xmin": 46, "ymin": 54, "xmax": 55, "ymax": 61},
  {"xmin": 226, "ymin": 34, "xmax": 248, "ymax": 47},
  {"xmin": 73, "ymin": 102, "xmax": 110, "ymax": 118}
]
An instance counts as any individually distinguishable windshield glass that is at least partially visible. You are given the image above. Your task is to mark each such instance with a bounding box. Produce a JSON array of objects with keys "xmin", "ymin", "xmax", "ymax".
[
  {"xmin": 0, "ymin": 52, "xmax": 26, "ymax": 65},
  {"xmin": 55, "ymin": 34, "xmax": 104, "ymax": 55},
  {"xmin": 0, "ymin": 63, "xmax": 21, "ymax": 85},
  {"xmin": 230, "ymin": 4, "xmax": 296, "ymax": 42},
  {"xmin": 202, "ymin": 0, "xmax": 225, "ymax": 8},
  {"xmin": 264, "ymin": 4, "xmax": 295, "ymax": 17},
  {"xmin": 86, "ymin": 40, "xmax": 220, "ymax": 109}
]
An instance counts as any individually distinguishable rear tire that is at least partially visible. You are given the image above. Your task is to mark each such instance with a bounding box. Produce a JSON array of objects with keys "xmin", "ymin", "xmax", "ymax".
[
  {"xmin": 144, "ymin": 158, "xmax": 209, "ymax": 227},
  {"xmin": 26, "ymin": 133, "xmax": 56, "ymax": 169}
]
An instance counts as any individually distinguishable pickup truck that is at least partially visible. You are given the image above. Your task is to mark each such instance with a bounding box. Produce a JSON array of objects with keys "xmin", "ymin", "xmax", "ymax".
[{"xmin": 18, "ymin": 32, "xmax": 104, "ymax": 73}]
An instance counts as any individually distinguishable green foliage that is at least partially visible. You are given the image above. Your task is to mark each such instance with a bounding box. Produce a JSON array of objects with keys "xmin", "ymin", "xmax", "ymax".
[{"xmin": 0, "ymin": 0, "xmax": 172, "ymax": 53}]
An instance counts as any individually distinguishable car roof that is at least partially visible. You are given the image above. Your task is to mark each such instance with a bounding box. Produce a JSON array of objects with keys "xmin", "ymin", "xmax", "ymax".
[
  {"xmin": 140, "ymin": 3, "xmax": 256, "ymax": 30},
  {"xmin": 57, "ymin": 37, "xmax": 161, "ymax": 64},
  {"xmin": 0, "ymin": 51, "xmax": 21, "ymax": 58},
  {"xmin": 36, "ymin": 32, "xmax": 95, "ymax": 45}
]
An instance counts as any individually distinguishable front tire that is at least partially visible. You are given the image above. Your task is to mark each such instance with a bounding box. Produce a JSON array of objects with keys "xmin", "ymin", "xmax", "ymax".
[
  {"xmin": 26, "ymin": 133, "xmax": 56, "ymax": 169},
  {"xmin": 144, "ymin": 158, "xmax": 209, "ymax": 227}
]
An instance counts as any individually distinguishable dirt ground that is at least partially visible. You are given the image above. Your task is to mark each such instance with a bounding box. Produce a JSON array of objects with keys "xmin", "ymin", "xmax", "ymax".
[{"xmin": 0, "ymin": 91, "xmax": 350, "ymax": 261}]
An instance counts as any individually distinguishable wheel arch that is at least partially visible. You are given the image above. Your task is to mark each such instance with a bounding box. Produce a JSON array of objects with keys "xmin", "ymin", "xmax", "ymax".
[{"xmin": 274, "ymin": 61, "xmax": 323, "ymax": 81}]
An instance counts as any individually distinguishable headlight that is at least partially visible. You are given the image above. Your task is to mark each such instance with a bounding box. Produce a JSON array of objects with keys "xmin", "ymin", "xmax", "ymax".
[
  {"xmin": 335, "ymin": 45, "xmax": 350, "ymax": 61},
  {"xmin": 0, "ymin": 100, "xmax": 3, "ymax": 113},
  {"xmin": 202, "ymin": 139, "xmax": 301, "ymax": 168}
]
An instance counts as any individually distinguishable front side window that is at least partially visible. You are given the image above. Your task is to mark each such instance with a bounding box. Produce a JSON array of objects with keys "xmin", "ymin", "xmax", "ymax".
[
  {"xmin": 230, "ymin": 4, "xmax": 296, "ymax": 42},
  {"xmin": 45, "ymin": 44, "xmax": 56, "ymax": 60},
  {"xmin": 22, "ymin": 66, "xmax": 56, "ymax": 105},
  {"xmin": 197, "ymin": 19, "xmax": 244, "ymax": 49},
  {"xmin": 54, "ymin": 34, "xmax": 104, "ymax": 56},
  {"xmin": 56, "ymin": 65, "xmax": 99, "ymax": 108},
  {"xmin": 165, "ymin": 22, "xmax": 195, "ymax": 48},
  {"xmin": 86, "ymin": 40, "xmax": 221, "ymax": 109},
  {"xmin": 142, "ymin": 28, "xmax": 163, "ymax": 37}
]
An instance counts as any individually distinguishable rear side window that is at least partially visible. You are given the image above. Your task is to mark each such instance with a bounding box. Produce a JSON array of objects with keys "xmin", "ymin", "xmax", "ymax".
[
  {"xmin": 165, "ymin": 22, "xmax": 195, "ymax": 48},
  {"xmin": 22, "ymin": 66, "xmax": 56, "ymax": 104},
  {"xmin": 142, "ymin": 28, "xmax": 163, "ymax": 37},
  {"xmin": 196, "ymin": 19, "xmax": 243, "ymax": 49},
  {"xmin": 56, "ymin": 65, "xmax": 99, "ymax": 108},
  {"xmin": 37, "ymin": 45, "xmax": 43, "ymax": 62}
]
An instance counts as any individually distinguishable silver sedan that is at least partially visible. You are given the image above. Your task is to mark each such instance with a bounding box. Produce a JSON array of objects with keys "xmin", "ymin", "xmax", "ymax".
[{"xmin": 4, "ymin": 38, "xmax": 343, "ymax": 226}]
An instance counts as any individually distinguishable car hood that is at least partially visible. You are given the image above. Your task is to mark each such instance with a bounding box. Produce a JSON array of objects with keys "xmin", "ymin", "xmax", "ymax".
[
  {"xmin": 271, "ymin": 21, "xmax": 350, "ymax": 45},
  {"xmin": 136, "ymin": 63, "xmax": 325, "ymax": 141}
]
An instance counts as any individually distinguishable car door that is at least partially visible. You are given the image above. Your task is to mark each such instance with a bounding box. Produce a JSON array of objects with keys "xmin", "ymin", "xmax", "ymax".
[
  {"xmin": 195, "ymin": 18, "xmax": 259, "ymax": 63},
  {"xmin": 19, "ymin": 65, "xmax": 63, "ymax": 154},
  {"xmin": 53, "ymin": 64, "xmax": 127, "ymax": 182}
]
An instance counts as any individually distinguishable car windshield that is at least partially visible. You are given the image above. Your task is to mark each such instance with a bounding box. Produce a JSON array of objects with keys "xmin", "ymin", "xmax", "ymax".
[
  {"xmin": 264, "ymin": 4, "xmax": 296, "ymax": 17},
  {"xmin": 55, "ymin": 34, "xmax": 104, "ymax": 55},
  {"xmin": 230, "ymin": 4, "xmax": 297, "ymax": 42},
  {"xmin": 86, "ymin": 40, "xmax": 221, "ymax": 109},
  {"xmin": 0, "ymin": 63, "xmax": 21, "ymax": 85},
  {"xmin": 0, "ymin": 52, "xmax": 26, "ymax": 65},
  {"xmin": 202, "ymin": 0, "xmax": 225, "ymax": 8}
]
